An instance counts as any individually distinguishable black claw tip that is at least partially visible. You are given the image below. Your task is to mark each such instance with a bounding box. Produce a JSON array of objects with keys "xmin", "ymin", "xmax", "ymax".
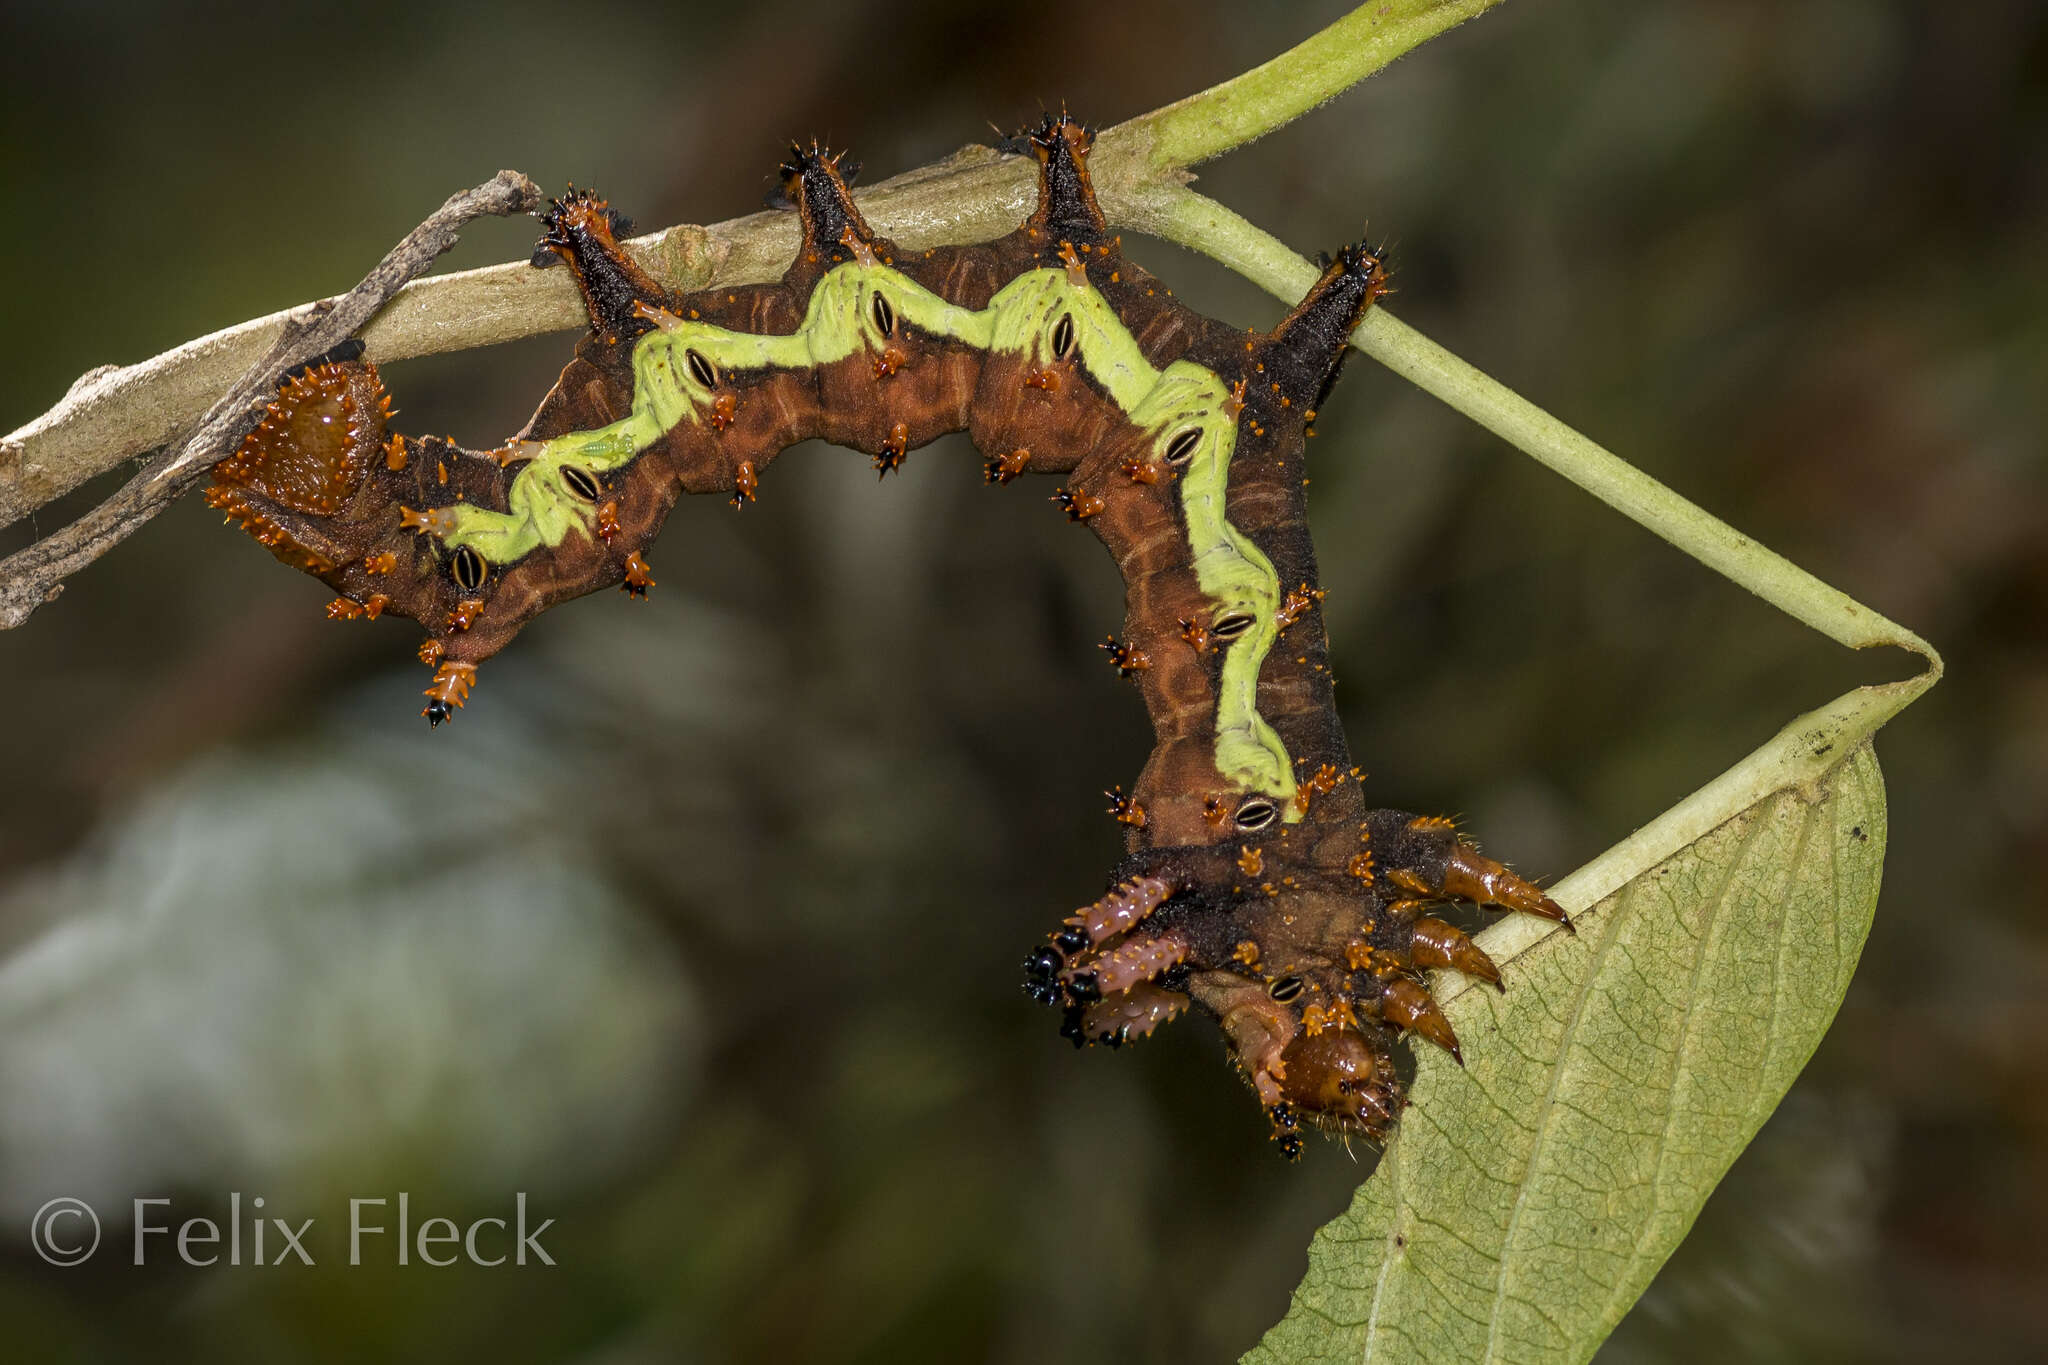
[{"xmin": 1058, "ymin": 1005, "xmax": 1088, "ymax": 1048}]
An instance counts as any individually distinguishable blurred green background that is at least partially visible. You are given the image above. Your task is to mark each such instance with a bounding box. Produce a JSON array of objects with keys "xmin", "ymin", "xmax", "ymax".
[{"xmin": 1, "ymin": 1, "xmax": 2042, "ymax": 1361}]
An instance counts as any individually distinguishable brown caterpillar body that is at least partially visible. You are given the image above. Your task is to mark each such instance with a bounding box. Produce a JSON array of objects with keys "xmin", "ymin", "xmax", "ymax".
[{"xmin": 207, "ymin": 116, "xmax": 1567, "ymax": 1156}]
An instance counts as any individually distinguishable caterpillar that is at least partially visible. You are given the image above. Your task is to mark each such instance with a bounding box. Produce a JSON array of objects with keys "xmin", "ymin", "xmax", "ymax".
[{"xmin": 206, "ymin": 115, "xmax": 1568, "ymax": 1157}]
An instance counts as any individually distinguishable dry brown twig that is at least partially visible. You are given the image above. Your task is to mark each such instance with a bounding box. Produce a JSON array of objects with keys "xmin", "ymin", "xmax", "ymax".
[{"xmin": 0, "ymin": 170, "xmax": 541, "ymax": 628}]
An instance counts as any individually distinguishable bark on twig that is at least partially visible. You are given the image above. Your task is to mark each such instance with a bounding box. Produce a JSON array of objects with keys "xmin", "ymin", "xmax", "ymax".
[{"xmin": 0, "ymin": 170, "xmax": 539, "ymax": 629}]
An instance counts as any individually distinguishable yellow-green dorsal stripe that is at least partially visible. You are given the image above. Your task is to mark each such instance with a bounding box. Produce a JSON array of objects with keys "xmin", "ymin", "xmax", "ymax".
[{"xmin": 434, "ymin": 261, "xmax": 1298, "ymax": 814}]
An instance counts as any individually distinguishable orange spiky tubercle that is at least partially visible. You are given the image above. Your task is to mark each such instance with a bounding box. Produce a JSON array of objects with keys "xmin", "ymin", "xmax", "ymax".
[
  {"xmin": 531, "ymin": 186, "xmax": 658, "ymax": 342},
  {"xmin": 421, "ymin": 660, "xmax": 476, "ymax": 727}
]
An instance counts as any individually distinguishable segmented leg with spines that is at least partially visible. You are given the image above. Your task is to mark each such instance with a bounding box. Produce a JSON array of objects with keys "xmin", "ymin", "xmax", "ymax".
[{"xmin": 1365, "ymin": 809, "xmax": 1572, "ymax": 930}]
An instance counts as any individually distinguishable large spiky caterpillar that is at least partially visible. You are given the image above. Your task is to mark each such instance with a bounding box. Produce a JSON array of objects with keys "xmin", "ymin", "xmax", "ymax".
[{"xmin": 208, "ymin": 116, "xmax": 1568, "ymax": 1155}]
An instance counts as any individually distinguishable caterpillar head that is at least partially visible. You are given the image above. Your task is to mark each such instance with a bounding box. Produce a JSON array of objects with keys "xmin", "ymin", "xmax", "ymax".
[{"xmin": 1029, "ymin": 814, "xmax": 1547, "ymax": 1153}]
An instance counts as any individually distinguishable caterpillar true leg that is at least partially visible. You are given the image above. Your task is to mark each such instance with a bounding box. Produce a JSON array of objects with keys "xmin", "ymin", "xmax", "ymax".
[{"xmin": 1081, "ymin": 983, "xmax": 1189, "ymax": 1047}]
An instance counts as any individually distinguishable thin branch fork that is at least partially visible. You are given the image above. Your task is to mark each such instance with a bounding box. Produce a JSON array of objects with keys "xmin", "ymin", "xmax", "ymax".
[{"xmin": 0, "ymin": 170, "xmax": 541, "ymax": 629}]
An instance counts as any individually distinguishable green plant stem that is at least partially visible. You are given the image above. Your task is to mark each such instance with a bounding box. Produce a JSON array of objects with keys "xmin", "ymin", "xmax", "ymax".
[
  {"xmin": 1126, "ymin": 182, "xmax": 1944, "ymax": 672},
  {"xmin": 1104, "ymin": 0, "xmax": 1509, "ymax": 170}
]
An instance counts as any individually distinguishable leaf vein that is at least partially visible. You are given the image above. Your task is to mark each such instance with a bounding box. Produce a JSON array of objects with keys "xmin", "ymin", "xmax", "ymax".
[{"xmin": 1477, "ymin": 880, "xmax": 1637, "ymax": 1364}]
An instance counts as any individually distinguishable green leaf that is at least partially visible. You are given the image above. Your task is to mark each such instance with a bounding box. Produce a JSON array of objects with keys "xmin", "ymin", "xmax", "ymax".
[{"xmin": 1248, "ymin": 739, "xmax": 1887, "ymax": 1365}]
